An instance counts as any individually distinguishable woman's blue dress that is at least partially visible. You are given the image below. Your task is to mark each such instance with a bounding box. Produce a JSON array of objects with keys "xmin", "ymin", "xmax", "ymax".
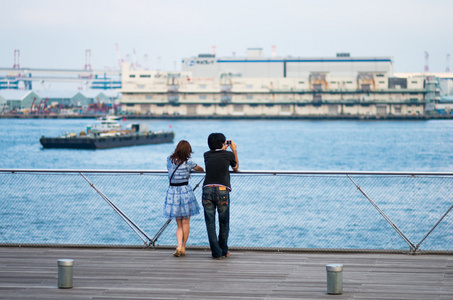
[{"xmin": 163, "ymin": 157, "xmax": 201, "ymax": 219}]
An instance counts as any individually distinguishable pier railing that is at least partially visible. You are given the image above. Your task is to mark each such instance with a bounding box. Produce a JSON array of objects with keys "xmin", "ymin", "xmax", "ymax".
[{"xmin": 1, "ymin": 169, "xmax": 452, "ymax": 254}]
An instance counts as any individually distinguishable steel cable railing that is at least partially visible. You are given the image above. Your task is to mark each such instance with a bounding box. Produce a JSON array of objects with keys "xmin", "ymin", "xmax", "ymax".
[{"xmin": 0, "ymin": 169, "xmax": 452, "ymax": 254}]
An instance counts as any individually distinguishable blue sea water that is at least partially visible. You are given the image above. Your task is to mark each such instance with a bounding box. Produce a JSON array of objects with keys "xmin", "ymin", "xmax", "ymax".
[
  {"xmin": 1, "ymin": 118, "xmax": 453, "ymax": 250},
  {"xmin": 1, "ymin": 118, "xmax": 453, "ymax": 171}
]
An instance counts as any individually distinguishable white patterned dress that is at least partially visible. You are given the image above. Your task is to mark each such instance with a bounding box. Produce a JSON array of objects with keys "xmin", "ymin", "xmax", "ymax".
[{"xmin": 163, "ymin": 157, "xmax": 201, "ymax": 219}]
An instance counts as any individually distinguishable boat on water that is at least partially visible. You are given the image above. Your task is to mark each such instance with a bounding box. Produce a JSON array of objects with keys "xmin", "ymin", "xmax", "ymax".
[{"xmin": 40, "ymin": 117, "xmax": 175, "ymax": 149}]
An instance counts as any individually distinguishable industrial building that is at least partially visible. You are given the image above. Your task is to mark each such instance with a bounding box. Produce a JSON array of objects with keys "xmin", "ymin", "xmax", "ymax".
[
  {"xmin": 0, "ymin": 90, "xmax": 118, "ymax": 112},
  {"xmin": 35, "ymin": 90, "xmax": 115, "ymax": 107},
  {"xmin": 0, "ymin": 90, "xmax": 41, "ymax": 111},
  {"xmin": 120, "ymin": 48, "xmax": 445, "ymax": 117},
  {"xmin": 0, "ymin": 94, "xmax": 7, "ymax": 112}
]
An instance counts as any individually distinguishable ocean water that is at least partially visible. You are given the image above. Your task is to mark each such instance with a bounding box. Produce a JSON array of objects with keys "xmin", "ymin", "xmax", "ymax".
[
  {"xmin": 1, "ymin": 118, "xmax": 453, "ymax": 250},
  {"xmin": 1, "ymin": 118, "xmax": 453, "ymax": 171}
]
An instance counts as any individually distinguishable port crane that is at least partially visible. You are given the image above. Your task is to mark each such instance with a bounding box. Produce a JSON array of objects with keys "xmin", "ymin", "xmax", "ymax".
[{"xmin": 115, "ymin": 43, "xmax": 123, "ymax": 69}]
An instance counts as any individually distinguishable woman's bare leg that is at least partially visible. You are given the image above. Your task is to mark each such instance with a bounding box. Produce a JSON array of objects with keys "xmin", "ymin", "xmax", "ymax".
[
  {"xmin": 181, "ymin": 217, "xmax": 191, "ymax": 255},
  {"xmin": 173, "ymin": 219, "xmax": 183, "ymax": 256},
  {"xmin": 176, "ymin": 218, "xmax": 183, "ymax": 247}
]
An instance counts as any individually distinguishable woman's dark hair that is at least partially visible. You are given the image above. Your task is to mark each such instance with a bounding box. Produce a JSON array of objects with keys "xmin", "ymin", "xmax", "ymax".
[
  {"xmin": 207, "ymin": 133, "xmax": 226, "ymax": 150},
  {"xmin": 170, "ymin": 140, "xmax": 193, "ymax": 164}
]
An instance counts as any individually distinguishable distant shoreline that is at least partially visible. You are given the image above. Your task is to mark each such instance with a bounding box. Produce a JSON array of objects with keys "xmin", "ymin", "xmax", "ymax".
[{"xmin": 1, "ymin": 114, "xmax": 453, "ymax": 121}]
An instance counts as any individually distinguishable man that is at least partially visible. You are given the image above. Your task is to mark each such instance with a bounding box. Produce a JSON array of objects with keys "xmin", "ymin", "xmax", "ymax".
[{"xmin": 202, "ymin": 133, "xmax": 239, "ymax": 259}]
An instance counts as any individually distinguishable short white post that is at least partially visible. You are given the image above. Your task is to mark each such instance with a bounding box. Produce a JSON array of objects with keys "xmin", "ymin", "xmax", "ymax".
[
  {"xmin": 58, "ymin": 259, "xmax": 74, "ymax": 289},
  {"xmin": 326, "ymin": 264, "xmax": 343, "ymax": 294}
]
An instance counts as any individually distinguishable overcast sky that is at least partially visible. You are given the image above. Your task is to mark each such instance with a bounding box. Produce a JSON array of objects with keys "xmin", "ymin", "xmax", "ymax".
[{"xmin": 1, "ymin": 0, "xmax": 452, "ymax": 73}]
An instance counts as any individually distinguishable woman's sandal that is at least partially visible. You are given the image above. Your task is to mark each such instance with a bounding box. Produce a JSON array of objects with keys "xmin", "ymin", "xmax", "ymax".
[
  {"xmin": 180, "ymin": 248, "xmax": 186, "ymax": 256},
  {"xmin": 173, "ymin": 247, "xmax": 182, "ymax": 257}
]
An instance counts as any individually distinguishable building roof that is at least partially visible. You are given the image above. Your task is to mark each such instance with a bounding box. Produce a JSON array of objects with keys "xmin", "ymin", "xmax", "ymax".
[
  {"xmin": 0, "ymin": 90, "xmax": 37, "ymax": 100},
  {"xmin": 34, "ymin": 90, "xmax": 79, "ymax": 99},
  {"xmin": 81, "ymin": 90, "xmax": 119, "ymax": 98},
  {"xmin": 99, "ymin": 89, "xmax": 120, "ymax": 97},
  {"xmin": 81, "ymin": 90, "xmax": 105, "ymax": 98},
  {"xmin": 0, "ymin": 89, "xmax": 119, "ymax": 101},
  {"xmin": 440, "ymin": 95, "xmax": 453, "ymax": 102},
  {"xmin": 395, "ymin": 72, "xmax": 453, "ymax": 79}
]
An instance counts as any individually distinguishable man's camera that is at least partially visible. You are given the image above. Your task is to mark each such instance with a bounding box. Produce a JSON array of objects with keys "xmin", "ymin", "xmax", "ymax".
[{"xmin": 226, "ymin": 140, "xmax": 231, "ymax": 145}]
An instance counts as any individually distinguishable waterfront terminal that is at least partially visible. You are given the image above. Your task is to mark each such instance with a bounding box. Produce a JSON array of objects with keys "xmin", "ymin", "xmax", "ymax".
[{"xmin": 2, "ymin": 48, "xmax": 453, "ymax": 119}]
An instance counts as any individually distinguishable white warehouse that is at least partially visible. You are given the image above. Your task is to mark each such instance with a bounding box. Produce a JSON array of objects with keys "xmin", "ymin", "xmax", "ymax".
[{"xmin": 120, "ymin": 49, "xmax": 438, "ymax": 118}]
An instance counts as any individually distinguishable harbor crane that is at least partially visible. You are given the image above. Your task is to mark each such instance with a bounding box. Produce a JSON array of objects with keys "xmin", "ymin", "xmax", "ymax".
[
  {"xmin": 424, "ymin": 51, "xmax": 429, "ymax": 72},
  {"xmin": 115, "ymin": 43, "xmax": 123, "ymax": 69},
  {"xmin": 447, "ymin": 54, "xmax": 451, "ymax": 73},
  {"xmin": 143, "ymin": 54, "xmax": 149, "ymax": 70},
  {"xmin": 30, "ymin": 97, "xmax": 37, "ymax": 112},
  {"xmin": 133, "ymin": 48, "xmax": 140, "ymax": 69},
  {"xmin": 13, "ymin": 49, "xmax": 20, "ymax": 69},
  {"xmin": 84, "ymin": 49, "xmax": 92, "ymax": 71},
  {"xmin": 40, "ymin": 97, "xmax": 50, "ymax": 112}
]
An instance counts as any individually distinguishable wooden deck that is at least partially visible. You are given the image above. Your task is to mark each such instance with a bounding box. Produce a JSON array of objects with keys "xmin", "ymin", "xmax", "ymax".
[{"xmin": 0, "ymin": 247, "xmax": 452, "ymax": 299}]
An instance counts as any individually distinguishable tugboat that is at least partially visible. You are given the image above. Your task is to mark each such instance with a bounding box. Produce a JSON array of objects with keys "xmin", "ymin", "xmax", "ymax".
[{"xmin": 40, "ymin": 117, "xmax": 175, "ymax": 149}]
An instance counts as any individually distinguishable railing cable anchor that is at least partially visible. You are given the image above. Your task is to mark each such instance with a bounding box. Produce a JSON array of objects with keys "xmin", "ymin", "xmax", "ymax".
[
  {"xmin": 347, "ymin": 174, "xmax": 416, "ymax": 252},
  {"xmin": 414, "ymin": 202, "xmax": 453, "ymax": 252},
  {"xmin": 80, "ymin": 172, "xmax": 153, "ymax": 246}
]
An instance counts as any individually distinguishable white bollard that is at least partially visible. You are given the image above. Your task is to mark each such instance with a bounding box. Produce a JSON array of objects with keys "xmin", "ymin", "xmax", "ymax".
[
  {"xmin": 326, "ymin": 264, "xmax": 343, "ymax": 294},
  {"xmin": 58, "ymin": 259, "xmax": 74, "ymax": 289}
]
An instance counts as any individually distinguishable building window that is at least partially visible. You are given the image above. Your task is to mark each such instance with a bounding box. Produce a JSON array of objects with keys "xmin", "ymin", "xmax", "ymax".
[
  {"xmin": 199, "ymin": 84, "xmax": 206, "ymax": 89},
  {"xmin": 187, "ymin": 105, "xmax": 197, "ymax": 115},
  {"xmin": 137, "ymin": 85, "xmax": 145, "ymax": 89},
  {"xmin": 281, "ymin": 105, "xmax": 291, "ymax": 112},
  {"xmin": 246, "ymin": 85, "xmax": 253, "ymax": 89},
  {"xmin": 199, "ymin": 95, "xmax": 207, "ymax": 100},
  {"xmin": 361, "ymin": 84, "xmax": 371, "ymax": 91},
  {"xmin": 389, "ymin": 78, "xmax": 407, "ymax": 89},
  {"xmin": 233, "ymin": 105, "xmax": 243, "ymax": 112},
  {"xmin": 146, "ymin": 95, "xmax": 153, "ymax": 100},
  {"xmin": 313, "ymin": 84, "xmax": 322, "ymax": 91},
  {"xmin": 129, "ymin": 75, "xmax": 136, "ymax": 78},
  {"xmin": 246, "ymin": 94, "xmax": 253, "ymax": 100},
  {"xmin": 140, "ymin": 75, "xmax": 151, "ymax": 78}
]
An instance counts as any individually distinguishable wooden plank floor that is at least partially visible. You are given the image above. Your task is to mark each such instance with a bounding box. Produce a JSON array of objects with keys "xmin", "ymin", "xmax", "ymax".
[{"xmin": 0, "ymin": 247, "xmax": 452, "ymax": 299}]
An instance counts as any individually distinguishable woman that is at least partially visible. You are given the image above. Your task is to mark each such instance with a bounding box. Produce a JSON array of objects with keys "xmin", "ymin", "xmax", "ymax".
[{"xmin": 163, "ymin": 140, "xmax": 204, "ymax": 257}]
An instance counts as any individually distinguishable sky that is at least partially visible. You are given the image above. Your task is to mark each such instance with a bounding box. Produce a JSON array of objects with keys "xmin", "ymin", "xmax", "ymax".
[{"xmin": 1, "ymin": 0, "xmax": 452, "ymax": 73}]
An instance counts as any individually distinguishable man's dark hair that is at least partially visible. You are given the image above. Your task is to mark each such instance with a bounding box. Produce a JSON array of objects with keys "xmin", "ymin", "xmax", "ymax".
[{"xmin": 207, "ymin": 133, "xmax": 226, "ymax": 150}]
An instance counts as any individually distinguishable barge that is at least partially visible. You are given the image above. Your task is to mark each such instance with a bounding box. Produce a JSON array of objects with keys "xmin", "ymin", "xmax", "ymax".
[{"xmin": 40, "ymin": 117, "xmax": 174, "ymax": 149}]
